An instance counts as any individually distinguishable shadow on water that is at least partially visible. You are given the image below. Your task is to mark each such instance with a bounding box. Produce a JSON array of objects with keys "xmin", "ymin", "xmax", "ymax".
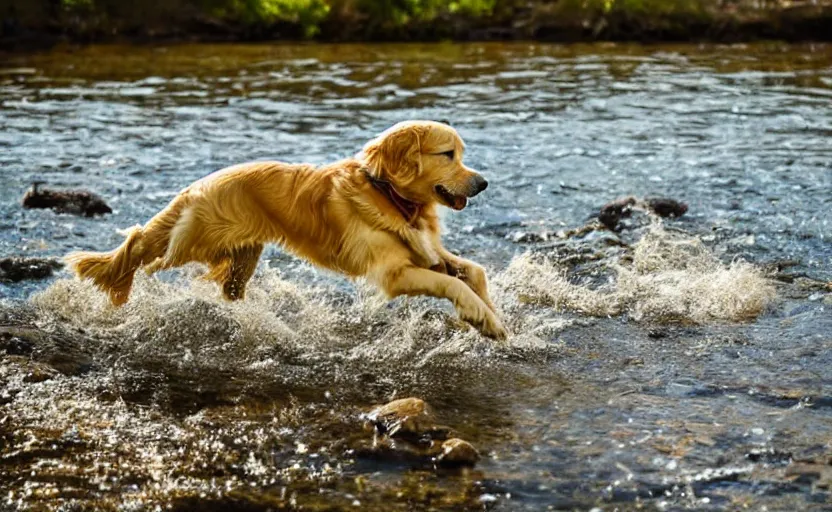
[{"xmin": 0, "ymin": 42, "xmax": 831, "ymax": 510}]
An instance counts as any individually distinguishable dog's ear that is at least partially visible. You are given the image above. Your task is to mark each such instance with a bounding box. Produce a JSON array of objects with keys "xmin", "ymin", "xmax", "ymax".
[{"xmin": 362, "ymin": 126, "xmax": 422, "ymax": 184}]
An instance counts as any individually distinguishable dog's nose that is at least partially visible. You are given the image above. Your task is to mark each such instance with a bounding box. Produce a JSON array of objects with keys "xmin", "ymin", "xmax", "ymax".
[{"xmin": 469, "ymin": 175, "xmax": 488, "ymax": 197}]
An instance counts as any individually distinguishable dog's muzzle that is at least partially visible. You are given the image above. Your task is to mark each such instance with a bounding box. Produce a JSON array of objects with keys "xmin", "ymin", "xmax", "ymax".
[{"xmin": 435, "ymin": 175, "xmax": 489, "ymax": 211}]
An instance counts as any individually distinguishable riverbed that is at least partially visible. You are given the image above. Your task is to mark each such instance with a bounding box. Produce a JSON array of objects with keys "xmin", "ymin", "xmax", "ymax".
[{"xmin": 1, "ymin": 42, "xmax": 830, "ymax": 510}]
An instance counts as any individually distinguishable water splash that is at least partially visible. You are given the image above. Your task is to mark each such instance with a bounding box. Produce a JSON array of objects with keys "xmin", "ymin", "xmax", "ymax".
[
  {"xmin": 27, "ymin": 224, "xmax": 776, "ymax": 382},
  {"xmin": 617, "ymin": 225, "xmax": 776, "ymax": 323},
  {"xmin": 497, "ymin": 224, "xmax": 776, "ymax": 324}
]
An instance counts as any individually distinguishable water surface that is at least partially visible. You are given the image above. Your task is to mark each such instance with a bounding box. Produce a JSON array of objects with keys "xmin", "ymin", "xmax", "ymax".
[{"xmin": 0, "ymin": 42, "xmax": 830, "ymax": 511}]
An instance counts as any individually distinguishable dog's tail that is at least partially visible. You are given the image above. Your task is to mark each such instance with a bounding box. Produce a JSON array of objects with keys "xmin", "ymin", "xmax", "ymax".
[{"xmin": 65, "ymin": 225, "xmax": 145, "ymax": 306}]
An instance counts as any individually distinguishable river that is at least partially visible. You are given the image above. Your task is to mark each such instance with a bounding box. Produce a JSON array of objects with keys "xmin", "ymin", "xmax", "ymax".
[{"xmin": 1, "ymin": 42, "xmax": 830, "ymax": 510}]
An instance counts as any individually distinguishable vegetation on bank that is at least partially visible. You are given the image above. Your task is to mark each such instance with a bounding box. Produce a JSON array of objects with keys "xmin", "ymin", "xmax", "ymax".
[{"xmin": 2, "ymin": 0, "xmax": 831, "ymax": 45}]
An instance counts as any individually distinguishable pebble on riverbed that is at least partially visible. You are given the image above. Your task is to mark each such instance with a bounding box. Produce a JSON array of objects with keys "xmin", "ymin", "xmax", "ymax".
[
  {"xmin": 0, "ymin": 257, "xmax": 63, "ymax": 283},
  {"xmin": 362, "ymin": 397, "xmax": 481, "ymax": 468},
  {"xmin": 434, "ymin": 438, "xmax": 480, "ymax": 467},
  {"xmin": 22, "ymin": 182, "xmax": 112, "ymax": 217},
  {"xmin": 364, "ymin": 397, "xmax": 436, "ymax": 437}
]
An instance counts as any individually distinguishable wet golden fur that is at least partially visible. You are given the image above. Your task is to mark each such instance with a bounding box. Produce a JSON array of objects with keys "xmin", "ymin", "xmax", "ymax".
[{"xmin": 65, "ymin": 121, "xmax": 508, "ymax": 339}]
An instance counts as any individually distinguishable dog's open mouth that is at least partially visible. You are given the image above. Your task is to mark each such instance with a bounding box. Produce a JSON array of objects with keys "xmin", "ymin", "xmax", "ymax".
[{"xmin": 435, "ymin": 185, "xmax": 468, "ymax": 210}]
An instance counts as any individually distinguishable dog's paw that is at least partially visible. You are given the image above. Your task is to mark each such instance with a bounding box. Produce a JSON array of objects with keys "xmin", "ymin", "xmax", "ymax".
[
  {"xmin": 457, "ymin": 294, "xmax": 508, "ymax": 340},
  {"xmin": 480, "ymin": 314, "xmax": 509, "ymax": 341},
  {"xmin": 458, "ymin": 301, "xmax": 508, "ymax": 341}
]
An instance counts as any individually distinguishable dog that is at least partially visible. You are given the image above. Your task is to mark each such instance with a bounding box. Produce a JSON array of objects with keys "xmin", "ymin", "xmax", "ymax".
[{"xmin": 65, "ymin": 120, "xmax": 508, "ymax": 340}]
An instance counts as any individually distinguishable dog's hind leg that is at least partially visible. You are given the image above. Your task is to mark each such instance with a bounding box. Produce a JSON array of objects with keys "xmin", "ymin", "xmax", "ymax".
[
  {"xmin": 139, "ymin": 201, "xmax": 190, "ymax": 274},
  {"xmin": 143, "ymin": 204, "xmax": 206, "ymax": 275},
  {"xmin": 203, "ymin": 252, "xmax": 232, "ymax": 284},
  {"xmin": 221, "ymin": 244, "xmax": 263, "ymax": 300}
]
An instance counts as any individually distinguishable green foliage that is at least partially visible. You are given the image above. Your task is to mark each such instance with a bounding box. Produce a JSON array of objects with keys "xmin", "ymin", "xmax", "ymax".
[
  {"xmin": 355, "ymin": 0, "xmax": 496, "ymax": 26},
  {"xmin": 61, "ymin": 0, "xmax": 95, "ymax": 12},
  {"xmin": 222, "ymin": 0, "xmax": 330, "ymax": 34},
  {"xmin": 450, "ymin": 0, "xmax": 497, "ymax": 16},
  {"xmin": 7, "ymin": 0, "xmax": 788, "ymax": 41},
  {"xmin": 557, "ymin": 0, "xmax": 707, "ymax": 17}
]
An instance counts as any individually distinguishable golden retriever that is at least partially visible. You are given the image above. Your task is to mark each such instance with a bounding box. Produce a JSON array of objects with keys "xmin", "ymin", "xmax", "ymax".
[{"xmin": 65, "ymin": 120, "xmax": 508, "ymax": 339}]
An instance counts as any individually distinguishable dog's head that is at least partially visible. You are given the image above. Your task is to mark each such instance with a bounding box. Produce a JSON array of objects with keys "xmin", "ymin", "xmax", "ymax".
[{"xmin": 360, "ymin": 120, "xmax": 488, "ymax": 210}]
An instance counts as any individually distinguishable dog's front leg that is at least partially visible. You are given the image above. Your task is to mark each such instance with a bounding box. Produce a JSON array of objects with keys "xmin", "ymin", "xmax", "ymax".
[
  {"xmin": 400, "ymin": 227, "xmax": 441, "ymax": 270},
  {"xmin": 379, "ymin": 265, "xmax": 507, "ymax": 340},
  {"xmin": 438, "ymin": 250, "xmax": 498, "ymax": 314}
]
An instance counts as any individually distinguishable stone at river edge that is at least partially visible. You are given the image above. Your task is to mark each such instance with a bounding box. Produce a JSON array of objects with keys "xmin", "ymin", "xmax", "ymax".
[
  {"xmin": 22, "ymin": 182, "xmax": 112, "ymax": 217},
  {"xmin": 598, "ymin": 196, "xmax": 638, "ymax": 231}
]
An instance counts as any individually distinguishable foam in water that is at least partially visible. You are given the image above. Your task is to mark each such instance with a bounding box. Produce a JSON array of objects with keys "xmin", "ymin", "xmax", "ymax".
[
  {"xmin": 31, "ymin": 264, "xmax": 558, "ymax": 379},
  {"xmin": 616, "ymin": 226, "xmax": 777, "ymax": 322},
  {"xmin": 495, "ymin": 224, "xmax": 775, "ymax": 324}
]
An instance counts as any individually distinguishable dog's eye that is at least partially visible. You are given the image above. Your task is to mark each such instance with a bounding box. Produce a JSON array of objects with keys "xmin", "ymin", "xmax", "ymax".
[{"xmin": 440, "ymin": 150, "xmax": 455, "ymax": 160}]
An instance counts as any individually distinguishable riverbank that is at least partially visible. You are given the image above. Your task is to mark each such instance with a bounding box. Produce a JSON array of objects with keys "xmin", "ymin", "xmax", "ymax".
[{"xmin": 2, "ymin": 0, "xmax": 832, "ymax": 51}]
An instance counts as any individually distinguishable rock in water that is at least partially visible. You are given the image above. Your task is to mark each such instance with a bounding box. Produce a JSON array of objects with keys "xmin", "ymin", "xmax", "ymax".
[
  {"xmin": 0, "ymin": 257, "xmax": 63, "ymax": 282},
  {"xmin": 598, "ymin": 196, "xmax": 688, "ymax": 230},
  {"xmin": 22, "ymin": 182, "xmax": 112, "ymax": 217},
  {"xmin": 360, "ymin": 398, "xmax": 482, "ymax": 469},
  {"xmin": 356, "ymin": 397, "xmax": 439, "ymax": 463},
  {"xmin": 365, "ymin": 397, "xmax": 435, "ymax": 437},
  {"xmin": 598, "ymin": 196, "xmax": 637, "ymax": 230},
  {"xmin": 644, "ymin": 197, "xmax": 688, "ymax": 218},
  {"xmin": 435, "ymin": 438, "xmax": 480, "ymax": 467}
]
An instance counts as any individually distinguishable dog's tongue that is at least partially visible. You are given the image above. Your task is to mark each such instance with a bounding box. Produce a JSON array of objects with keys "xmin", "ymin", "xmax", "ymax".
[{"xmin": 453, "ymin": 196, "xmax": 468, "ymax": 210}]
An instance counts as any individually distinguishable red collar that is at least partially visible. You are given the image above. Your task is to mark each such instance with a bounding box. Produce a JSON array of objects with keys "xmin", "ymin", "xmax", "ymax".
[{"xmin": 364, "ymin": 170, "xmax": 421, "ymax": 224}]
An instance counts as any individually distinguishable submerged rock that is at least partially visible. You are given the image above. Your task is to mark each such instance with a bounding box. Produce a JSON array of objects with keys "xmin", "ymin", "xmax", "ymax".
[
  {"xmin": 22, "ymin": 182, "xmax": 112, "ymax": 217},
  {"xmin": 435, "ymin": 438, "xmax": 480, "ymax": 467},
  {"xmin": 509, "ymin": 195, "xmax": 690, "ymax": 243},
  {"xmin": 21, "ymin": 360, "xmax": 59, "ymax": 383},
  {"xmin": 361, "ymin": 397, "xmax": 481, "ymax": 469},
  {"xmin": 0, "ymin": 321, "xmax": 96, "ymax": 376},
  {"xmin": 785, "ymin": 461, "xmax": 832, "ymax": 489},
  {"xmin": 355, "ymin": 436, "xmax": 481, "ymax": 469},
  {"xmin": 365, "ymin": 397, "xmax": 435, "ymax": 437},
  {"xmin": 0, "ymin": 257, "xmax": 63, "ymax": 282}
]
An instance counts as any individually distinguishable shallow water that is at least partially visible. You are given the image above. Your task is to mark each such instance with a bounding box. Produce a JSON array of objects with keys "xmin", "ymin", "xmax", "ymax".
[{"xmin": 1, "ymin": 42, "xmax": 831, "ymax": 510}]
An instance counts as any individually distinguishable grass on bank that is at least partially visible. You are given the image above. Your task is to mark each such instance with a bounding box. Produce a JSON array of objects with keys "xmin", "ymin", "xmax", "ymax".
[{"xmin": 1, "ymin": 0, "xmax": 829, "ymax": 41}]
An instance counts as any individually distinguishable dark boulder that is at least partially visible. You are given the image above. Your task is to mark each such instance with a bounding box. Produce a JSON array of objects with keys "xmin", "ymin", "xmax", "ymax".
[
  {"xmin": 0, "ymin": 257, "xmax": 63, "ymax": 283},
  {"xmin": 22, "ymin": 182, "xmax": 112, "ymax": 217},
  {"xmin": 598, "ymin": 196, "xmax": 688, "ymax": 230},
  {"xmin": 644, "ymin": 197, "xmax": 688, "ymax": 218},
  {"xmin": 598, "ymin": 196, "xmax": 637, "ymax": 231}
]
